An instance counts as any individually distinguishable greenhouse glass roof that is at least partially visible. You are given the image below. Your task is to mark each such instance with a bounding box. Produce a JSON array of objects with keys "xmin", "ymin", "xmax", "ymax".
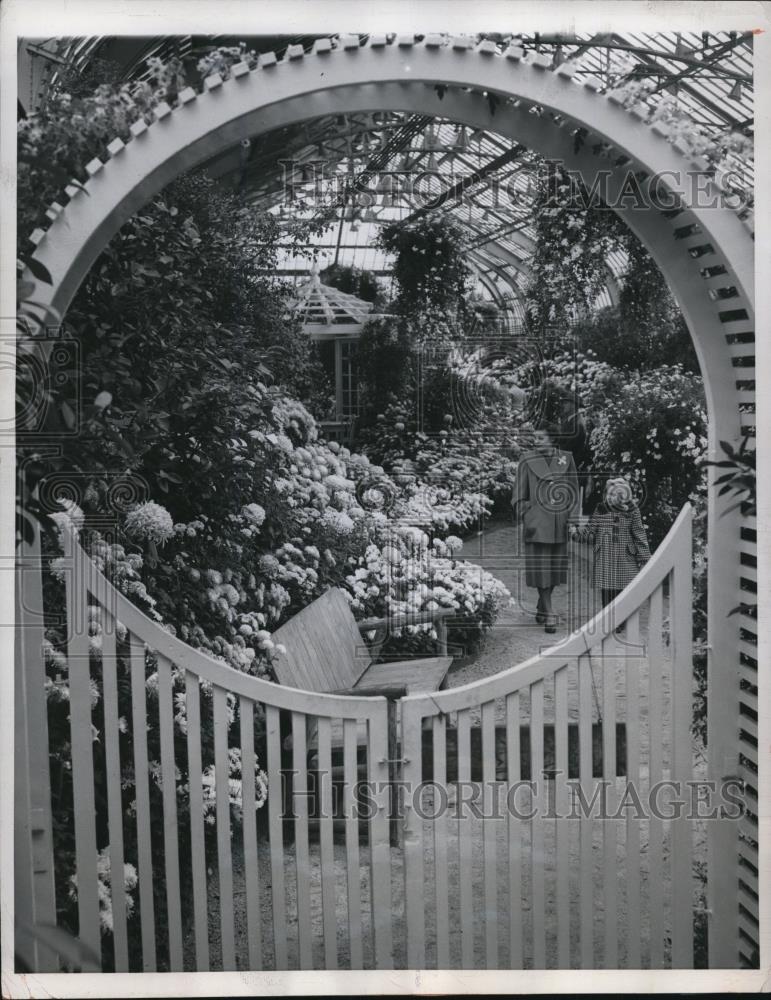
[{"xmin": 19, "ymin": 30, "xmax": 754, "ymax": 307}]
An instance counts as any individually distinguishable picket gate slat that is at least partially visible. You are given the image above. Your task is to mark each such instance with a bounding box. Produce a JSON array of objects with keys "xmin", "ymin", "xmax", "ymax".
[
  {"xmin": 291, "ymin": 710, "xmax": 314, "ymax": 969},
  {"xmin": 367, "ymin": 707, "xmax": 394, "ymax": 969},
  {"xmin": 432, "ymin": 713, "xmax": 450, "ymax": 969},
  {"xmin": 265, "ymin": 705, "xmax": 288, "ymax": 968},
  {"xmin": 578, "ymin": 653, "xmax": 595, "ymax": 969},
  {"xmin": 457, "ymin": 708, "xmax": 474, "ymax": 968},
  {"xmin": 505, "ymin": 692, "xmax": 522, "ymax": 969},
  {"xmin": 601, "ymin": 636, "xmax": 618, "ymax": 969},
  {"xmin": 129, "ymin": 633, "xmax": 157, "ymax": 971},
  {"xmin": 554, "ymin": 665, "xmax": 570, "ymax": 969},
  {"xmin": 185, "ymin": 672, "xmax": 209, "ymax": 971},
  {"xmin": 402, "ymin": 700, "xmax": 425, "ymax": 969},
  {"xmin": 157, "ymin": 654, "xmax": 183, "ymax": 970},
  {"xmin": 343, "ymin": 718, "xmax": 363, "ymax": 970},
  {"xmin": 481, "ymin": 700, "xmax": 498, "ymax": 969},
  {"xmin": 531, "ymin": 680, "xmax": 546, "ymax": 968},
  {"xmin": 239, "ymin": 696, "xmax": 262, "ymax": 971},
  {"xmin": 671, "ymin": 557, "xmax": 695, "ymax": 967},
  {"xmin": 316, "ymin": 716, "xmax": 338, "ymax": 970},
  {"xmin": 65, "ymin": 564, "xmax": 101, "ymax": 960},
  {"xmin": 213, "ymin": 686, "xmax": 236, "ymax": 970},
  {"xmin": 624, "ymin": 611, "xmax": 642, "ymax": 968},
  {"xmin": 100, "ymin": 610, "xmax": 129, "ymax": 971},
  {"xmin": 647, "ymin": 586, "xmax": 665, "ymax": 967}
]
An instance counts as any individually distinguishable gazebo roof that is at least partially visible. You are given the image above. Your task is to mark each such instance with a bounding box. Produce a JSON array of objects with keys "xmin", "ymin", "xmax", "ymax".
[{"xmin": 290, "ymin": 264, "xmax": 377, "ymax": 334}]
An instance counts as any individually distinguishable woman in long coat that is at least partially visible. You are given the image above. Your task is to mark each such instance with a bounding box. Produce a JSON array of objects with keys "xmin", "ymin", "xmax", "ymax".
[{"xmin": 512, "ymin": 423, "xmax": 580, "ymax": 633}]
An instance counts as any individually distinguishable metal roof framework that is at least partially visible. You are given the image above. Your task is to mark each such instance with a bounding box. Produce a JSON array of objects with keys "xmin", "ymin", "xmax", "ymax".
[{"xmin": 19, "ymin": 30, "xmax": 754, "ymax": 308}]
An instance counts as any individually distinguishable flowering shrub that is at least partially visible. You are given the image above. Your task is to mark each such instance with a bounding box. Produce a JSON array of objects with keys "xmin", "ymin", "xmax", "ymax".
[
  {"xmin": 519, "ymin": 349, "xmax": 707, "ymax": 546},
  {"xmin": 345, "ymin": 526, "xmax": 511, "ymax": 655},
  {"xmin": 376, "ymin": 214, "xmax": 472, "ymax": 324},
  {"xmin": 124, "ymin": 501, "xmax": 175, "ymax": 545},
  {"xmin": 587, "ymin": 363, "xmax": 707, "ymax": 543},
  {"xmin": 524, "ymin": 164, "xmax": 629, "ymax": 334}
]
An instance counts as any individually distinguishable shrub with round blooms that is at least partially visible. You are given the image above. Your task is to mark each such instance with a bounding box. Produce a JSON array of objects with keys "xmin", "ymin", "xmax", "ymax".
[{"xmin": 124, "ymin": 501, "xmax": 175, "ymax": 545}]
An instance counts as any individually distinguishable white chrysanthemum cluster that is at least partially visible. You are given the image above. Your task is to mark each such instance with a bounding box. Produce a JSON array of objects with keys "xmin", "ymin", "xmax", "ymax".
[
  {"xmin": 69, "ymin": 847, "xmax": 138, "ymax": 934},
  {"xmin": 49, "ymin": 497, "xmax": 85, "ymax": 537}
]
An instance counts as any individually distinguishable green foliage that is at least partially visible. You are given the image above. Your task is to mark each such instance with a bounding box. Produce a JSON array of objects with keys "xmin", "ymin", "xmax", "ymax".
[
  {"xmin": 569, "ymin": 303, "xmax": 698, "ymax": 374},
  {"xmin": 17, "ymin": 77, "xmax": 169, "ymax": 246},
  {"xmin": 524, "ymin": 164, "xmax": 626, "ymax": 334},
  {"xmin": 353, "ymin": 319, "xmax": 416, "ymax": 435},
  {"xmin": 525, "ymin": 164, "xmax": 699, "ymax": 378},
  {"xmin": 703, "ymin": 435, "xmax": 756, "ymax": 517},
  {"xmin": 320, "ymin": 263, "xmax": 384, "ymax": 306},
  {"xmin": 703, "ymin": 435, "xmax": 756, "ymax": 619},
  {"xmin": 585, "ymin": 364, "xmax": 707, "ymax": 546},
  {"xmin": 376, "ymin": 214, "xmax": 472, "ymax": 325},
  {"xmin": 38, "ymin": 173, "xmax": 328, "ymax": 523}
]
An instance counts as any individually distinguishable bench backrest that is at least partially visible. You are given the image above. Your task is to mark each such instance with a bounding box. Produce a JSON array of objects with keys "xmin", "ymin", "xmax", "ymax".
[{"xmin": 270, "ymin": 587, "xmax": 371, "ymax": 693}]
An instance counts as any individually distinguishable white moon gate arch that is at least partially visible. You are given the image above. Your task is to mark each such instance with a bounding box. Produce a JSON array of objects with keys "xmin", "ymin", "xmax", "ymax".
[{"xmin": 21, "ymin": 37, "xmax": 755, "ymax": 964}]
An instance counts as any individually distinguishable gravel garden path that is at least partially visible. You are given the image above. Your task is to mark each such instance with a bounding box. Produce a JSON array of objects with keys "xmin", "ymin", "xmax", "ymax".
[{"xmin": 445, "ymin": 513, "xmax": 598, "ymax": 690}]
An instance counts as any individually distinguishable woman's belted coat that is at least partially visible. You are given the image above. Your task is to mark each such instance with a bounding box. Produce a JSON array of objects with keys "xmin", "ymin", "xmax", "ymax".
[{"xmin": 512, "ymin": 448, "xmax": 580, "ymax": 543}]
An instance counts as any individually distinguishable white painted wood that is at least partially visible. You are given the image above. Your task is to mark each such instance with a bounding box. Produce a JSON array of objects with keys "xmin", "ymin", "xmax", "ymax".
[
  {"xmin": 316, "ymin": 717, "xmax": 338, "ymax": 970},
  {"xmin": 130, "ymin": 634, "xmax": 156, "ymax": 971},
  {"xmin": 186, "ymin": 674, "xmax": 209, "ymax": 971},
  {"xmin": 671, "ymin": 543, "xmax": 695, "ymax": 969},
  {"xmin": 506, "ymin": 692, "xmax": 523, "ymax": 969},
  {"xmin": 647, "ymin": 587, "xmax": 665, "ymax": 968},
  {"xmin": 65, "ymin": 546, "xmax": 101, "ymax": 959},
  {"xmin": 291, "ymin": 711, "xmax": 313, "ymax": 969},
  {"xmin": 481, "ymin": 701, "xmax": 498, "ymax": 969},
  {"xmin": 157, "ymin": 654, "xmax": 183, "ymax": 970},
  {"xmin": 214, "ymin": 686, "xmax": 236, "ymax": 970},
  {"xmin": 554, "ymin": 667, "xmax": 570, "ymax": 968},
  {"xmin": 433, "ymin": 714, "xmax": 450, "ymax": 969},
  {"xmin": 239, "ymin": 697, "xmax": 262, "ymax": 971},
  {"xmin": 601, "ymin": 637, "xmax": 618, "ymax": 969},
  {"xmin": 265, "ymin": 705, "xmax": 288, "ymax": 968},
  {"xmin": 457, "ymin": 708, "xmax": 475, "ymax": 968},
  {"xmin": 531, "ymin": 681, "xmax": 546, "ymax": 969},
  {"xmin": 343, "ymin": 718, "xmax": 363, "ymax": 970},
  {"xmin": 578, "ymin": 654, "xmax": 595, "ymax": 969},
  {"xmin": 401, "ymin": 699, "xmax": 425, "ymax": 969},
  {"xmin": 100, "ymin": 610, "xmax": 129, "ymax": 971},
  {"xmin": 367, "ymin": 710, "xmax": 394, "ymax": 969},
  {"xmin": 624, "ymin": 611, "xmax": 642, "ymax": 969}
]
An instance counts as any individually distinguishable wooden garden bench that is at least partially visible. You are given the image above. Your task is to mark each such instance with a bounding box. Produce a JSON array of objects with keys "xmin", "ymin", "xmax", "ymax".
[
  {"xmin": 271, "ymin": 586, "xmax": 454, "ymax": 699},
  {"xmin": 271, "ymin": 587, "xmax": 455, "ymax": 842}
]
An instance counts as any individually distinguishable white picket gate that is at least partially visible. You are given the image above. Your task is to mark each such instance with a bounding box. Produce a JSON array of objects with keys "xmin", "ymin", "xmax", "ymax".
[
  {"xmin": 401, "ymin": 503, "xmax": 697, "ymax": 969},
  {"xmin": 16, "ymin": 505, "xmax": 701, "ymax": 971}
]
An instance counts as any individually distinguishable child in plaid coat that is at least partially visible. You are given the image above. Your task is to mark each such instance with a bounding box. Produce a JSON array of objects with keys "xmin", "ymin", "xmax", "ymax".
[{"xmin": 570, "ymin": 477, "xmax": 651, "ymax": 608}]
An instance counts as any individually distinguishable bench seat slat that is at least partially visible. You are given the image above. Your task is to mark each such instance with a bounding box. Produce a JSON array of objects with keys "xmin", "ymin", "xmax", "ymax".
[{"xmin": 355, "ymin": 656, "xmax": 452, "ymax": 694}]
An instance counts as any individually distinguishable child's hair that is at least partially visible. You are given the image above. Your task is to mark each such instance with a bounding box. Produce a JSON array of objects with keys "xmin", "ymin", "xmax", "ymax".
[{"xmin": 604, "ymin": 477, "xmax": 636, "ymax": 511}]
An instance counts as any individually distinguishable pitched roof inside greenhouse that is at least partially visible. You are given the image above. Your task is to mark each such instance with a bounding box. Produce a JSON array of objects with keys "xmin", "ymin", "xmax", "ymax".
[{"xmin": 290, "ymin": 265, "xmax": 377, "ymax": 332}]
